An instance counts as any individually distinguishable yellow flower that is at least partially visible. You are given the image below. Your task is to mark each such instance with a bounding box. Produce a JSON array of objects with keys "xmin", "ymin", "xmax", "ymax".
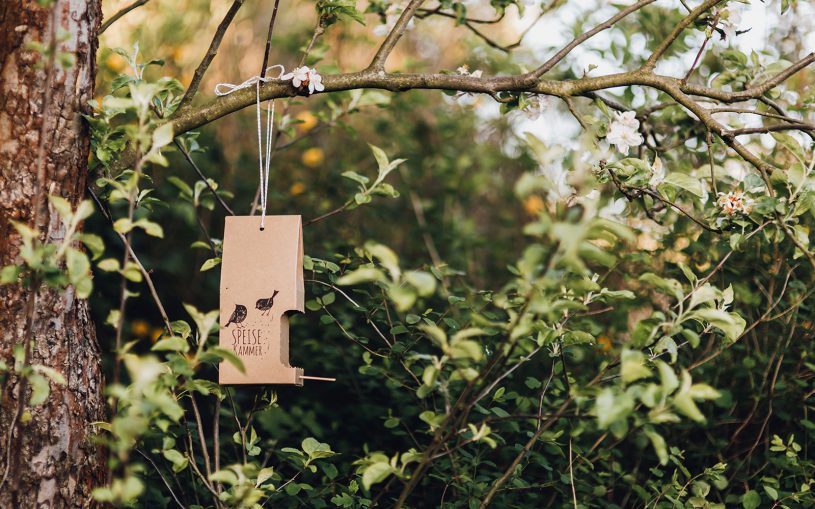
[
  {"xmin": 301, "ymin": 147, "xmax": 324, "ymax": 168},
  {"xmin": 289, "ymin": 182, "xmax": 306, "ymax": 196},
  {"xmin": 131, "ymin": 320, "xmax": 151, "ymax": 338},
  {"xmin": 296, "ymin": 111, "xmax": 318, "ymax": 133},
  {"xmin": 523, "ymin": 195, "xmax": 545, "ymax": 216},
  {"xmin": 597, "ymin": 335, "xmax": 613, "ymax": 352},
  {"xmin": 105, "ymin": 53, "xmax": 126, "ymax": 73}
]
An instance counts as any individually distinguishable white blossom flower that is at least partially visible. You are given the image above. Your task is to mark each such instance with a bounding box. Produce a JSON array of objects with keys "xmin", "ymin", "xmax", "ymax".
[
  {"xmin": 716, "ymin": 190, "xmax": 753, "ymax": 216},
  {"xmin": 306, "ymin": 68, "xmax": 324, "ymax": 94},
  {"xmin": 599, "ymin": 197, "xmax": 627, "ymax": 221},
  {"xmin": 718, "ymin": 7, "xmax": 742, "ymax": 41},
  {"xmin": 606, "ymin": 110, "xmax": 643, "ymax": 154},
  {"xmin": 282, "ymin": 66, "xmax": 324, "ymax": 94},
  {"xmin": 541, "ymin": 165, "xmax": 575, "ymax": 202},
  {"xmin": 454, "ymin": 65, "xmax": 483, "ymax": 104},
  {"xmin": 649, "ymin": 156, "xmax": 665, "ymax": 187}
]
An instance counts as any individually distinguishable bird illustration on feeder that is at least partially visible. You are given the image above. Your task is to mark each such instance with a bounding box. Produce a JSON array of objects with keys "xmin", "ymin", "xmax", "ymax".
[
  {"xmin": 224, "ymin": 304, "xmax": 248, "ymax": 328},
  {"xmin": 255, "ymin": 290, "xmax": 279, "ymax": 317}
]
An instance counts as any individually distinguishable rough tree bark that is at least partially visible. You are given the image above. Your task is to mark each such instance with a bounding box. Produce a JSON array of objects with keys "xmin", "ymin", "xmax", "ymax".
[{"xmin": 0, "ymin": 1, "xmax": 106, "ymax": 507}]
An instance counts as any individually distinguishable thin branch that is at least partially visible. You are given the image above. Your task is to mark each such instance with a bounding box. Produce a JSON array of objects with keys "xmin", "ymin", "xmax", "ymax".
[
  {"xmin": 415, "ymin": 7, "xmax": 504, "ymax": 24},
  {"xmin": 87, "ymin": 187, "xmax": 173, "ymax": 332},
  {"xmin": 99, "ymin": 0, "xmax": 150, "ymax": 35},
  {"xmin": 136, "ymin": 449, "xmax": 185, "ymax": 509},
  {"xmin": 175, "ymin": 140, "xmax": 235, "ymax": 215},
  {"xmin": 682, "ymin": 12, "xmax": 719, "ymax": 83},
  {"xmin": 178, "ymin": 0, "xmax": 244, "ymax": 109},
  {"xmin": 730, "ymin": 123, "xmax": 815, "ymax": 136},
  {"xmin": 643, "ymin": 0, "xmax": 725, "ymax": 70},
  {"xmin": 259, "ymin": 0, "xmax": 282, "ymax": 78},
  {"xmin": 368, "ymin": 0, "xmax": 427, "ymax": 71},
  {"xmin": 531, "ymin": 0, "xmax": 657, "ymax": 79}
]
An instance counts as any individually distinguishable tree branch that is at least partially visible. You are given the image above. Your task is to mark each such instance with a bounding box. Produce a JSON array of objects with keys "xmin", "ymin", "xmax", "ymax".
[
  {"xmin": 643, "ymin": 0, "xmax": 725, "ymax": 70},
  {"xmin": 178, "ymin": 0, "xmax": 244, "ymax": 109},
  {"xmin": 531, "ymin": 0, "xmax": 657, "ymax": 79},
  {"xmin": 367, "ymin": 0, "xmax": 427, "ymax": 71},
  {"xmin": 99, "ymin": 0, "xmax": 150, "ymax": 35},
  {"xmin": 108, "ymin": 53, "xmax": 815, "ymax": 177}
]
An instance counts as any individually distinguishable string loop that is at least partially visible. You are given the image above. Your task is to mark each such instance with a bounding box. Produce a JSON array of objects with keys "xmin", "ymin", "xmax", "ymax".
[
  {"xmin": 215, "ymin": 65, "xmax": 285, "ymax": 229},
  {"xmin": 214, "ymin": 65, "xmax": 286, "ymax": 96}
]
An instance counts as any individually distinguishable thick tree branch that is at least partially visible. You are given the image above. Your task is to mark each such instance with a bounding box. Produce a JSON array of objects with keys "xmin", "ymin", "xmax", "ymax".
[
  {"xmin": 107, "ymin": 50, "xmax": 815, "ymax": 177},
  {"xmin": 178, "ymin": 0, "xmax": 244, "ymax": 109}
]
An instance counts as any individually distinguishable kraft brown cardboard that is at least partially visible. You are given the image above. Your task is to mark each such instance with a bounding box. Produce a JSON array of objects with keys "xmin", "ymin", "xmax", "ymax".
[{"xmin": 219, "ymin": 215, "xmax": 304, "ymax": 385}]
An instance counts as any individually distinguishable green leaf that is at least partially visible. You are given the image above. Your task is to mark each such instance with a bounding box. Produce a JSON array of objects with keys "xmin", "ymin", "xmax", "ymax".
[
  {"xmin": 419, "ymin": 323, "xmax": 447, "ymax": 349},
  {"xmin": 1, "ymin": 265, "xmax": 21, "ymax": 284},
  {"xmin": 595, "ymin": 388, "xmax": 634, "ymax": 429},
  {"xmin": 449, "ymin": 339, "xmax": 483, "ymax": 361},
  {"xmin": 162, "ymin": 449, "xmax": 188, "ymax": 473},
  {"xmin": 337, "ymin": 267, "xmax": 387, "ymax": 286},
  {"xmin": 97, "ymin": 258, "xmax": 120, "ymax": 272},
  {"xmin": 644, "ymin": 428, "xmax": 669, "ymax": 465},
  {"xmin": 661, "ymin": 173, "xmax": 704, "ymax": 198},
  {"xmin": 152, "ymin": 336, "xmax": 189, "ymax": 353},
  {"xmin": 183, "ymin": 304, "xmax": 219, "ymax": 340},
  {"xmin": 387, "ymin": 284, "xmax": 416, "ymax": 312},
  {"xmin": 257, "ymin": 467, "xmax": 275, "ymax": 487},
  {"xmin": 152, "ymin": 122, "xmax": 174, "ymax": 149},
  {"xmin": 362, "ymin": 462, "xmax": 394, "ymax": 490},
  {"xmin": 29, "ymin": 373, "xmax": 50, "ymax": 406},
  {"xmin": 687, "ymin": 308, "xmax": 746, "ymax": 342},
  {"xmin": 404, "ymin": 270, "xmax": 436, "ymax": 297},
  {"xmin": 49, "ymin": 195, "xmax": 73, "ymax": 221},
  {"xmin": 133, "ymin": 219, "xmax": 164, "ymax": 238},
  {"xmin": 365, "ymin": 242, "xmax": 400, "ymax": 280},
  {"xmin": 763, "ymin": 485, "xmax": 778, "ymax": 501},
  {"xmin": 655, "ymin": 360, "xmax": 679, "ymax": 394},
  {"xmin": 302, "ymin": 437, "xmax": 336, "ymax": 460},
  {"xmin": 205, "ymin": 346, "xmax": 245, "ymax": 373},
  {"xmin": 80, "ymin": 233, "xmax": 105, "ymax": 260},
  {"xmin": 742, "ymin": 490, "xmax": 761, "ymax": 509},
  {"xmin": 341, "ymin": 170, "xmax": 370, "ymax": 186},
  {"xmin": 200, "ymin": 257, "xmax": 221, "ymax": 272},
  {"xmin": 621, "ymin": 349, "xmax": 651, "ymax": 384}
]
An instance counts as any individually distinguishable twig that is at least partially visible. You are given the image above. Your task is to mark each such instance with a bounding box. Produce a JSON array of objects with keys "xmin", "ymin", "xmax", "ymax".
[
  {"xmin": 368, "ymin": 0, "xmax": 427, "ymax": 70},
  {"xmin": 87, "ymin": 187, "xmax": 173, "ymax": 332},
  {"xmin": 682, "ymin": 12, "xmax": 719, "ymax": 83},
  {"xmin": 136, "ymin": 449, "xmax": 185, "ymax": 509},
  {"xmin": 259, "ymin": 0, "xmax": 282, "ymax": 77},
  {"xmin": 99, "ymin": 0, "xmax": 150, "ymax": 35},
  {"xmin": 531, "ymin": 0, "xmax": 657, "ymax": 79},
  {"xmin": 643, "ymin": 0, "xmax": 725, "ymax": 70},
  {"xmin": 178, "ymin": 0, "xmax": 245, "ymax": 109},
  {"xmin": 175, "ymin": 140, "xmax": 235, "ymax": 215}
]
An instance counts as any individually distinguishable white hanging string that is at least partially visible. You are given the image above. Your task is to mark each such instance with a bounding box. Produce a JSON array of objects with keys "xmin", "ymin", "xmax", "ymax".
[{"xmin": 215, "ymin": 65, "xmax": 285, "ymax": 229}]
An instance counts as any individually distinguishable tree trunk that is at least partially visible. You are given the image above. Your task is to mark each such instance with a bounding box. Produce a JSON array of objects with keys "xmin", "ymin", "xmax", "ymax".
[{"xmin": 0, "ymin": 1, "xmax": 106, "ymax": 507}]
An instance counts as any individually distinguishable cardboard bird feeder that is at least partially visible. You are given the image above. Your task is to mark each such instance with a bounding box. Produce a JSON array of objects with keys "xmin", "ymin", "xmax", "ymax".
[{"xmin": 219, "ymin": 215, "xmax": 306, "ymax": 385}]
